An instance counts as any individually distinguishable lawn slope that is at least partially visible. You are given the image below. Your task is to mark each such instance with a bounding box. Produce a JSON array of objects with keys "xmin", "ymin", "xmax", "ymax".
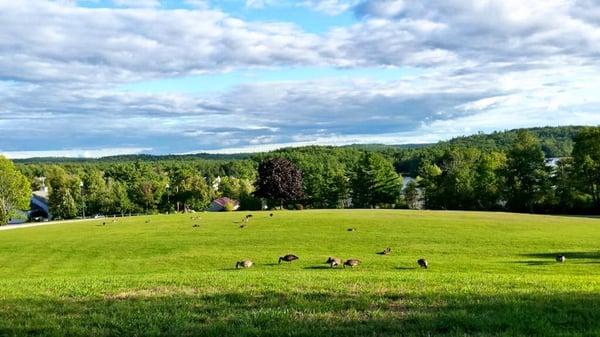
[{"xmin": 0, "ymin": 210, "xmax": 599, "ymax": 336}]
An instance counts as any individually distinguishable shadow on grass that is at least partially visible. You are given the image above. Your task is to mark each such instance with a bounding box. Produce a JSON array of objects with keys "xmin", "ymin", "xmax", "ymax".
[
  {"xmin": 552, "ymin": 214, "xmax": 600, "ymax": 220},
  {"xmin": 515, "ymin": 252, "xmax": 600, "ymax": 266},
  {"xmin": 303, "ymin": 265, "xmax": 332, "ymax": 270},
  {"xmin": 2, "ymin": 290, "xmax": 599, "ymax": 337},
  {"xmin": 395, "ymin": 266, "xmax": 418, "ymax": 270},
  {"xmin": 514, "ymin": 260, "xmax": 555, "ymax": 266},
  {"xmin": 522, "ymin": 252, "xmax": 600, "ymax": 260}
]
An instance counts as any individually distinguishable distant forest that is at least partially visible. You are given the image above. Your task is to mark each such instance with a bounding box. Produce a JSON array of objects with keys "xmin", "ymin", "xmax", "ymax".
[
  {"xmin": 15, "ymin": 125, "xmax": 600, "ymax": 217},
  {"xmin": 17, "ymin": 126, "xmax": 582, "ymax": 167}
]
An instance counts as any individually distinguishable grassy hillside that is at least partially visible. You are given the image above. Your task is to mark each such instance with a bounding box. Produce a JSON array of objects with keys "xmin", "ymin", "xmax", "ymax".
[{"xmin": 1, "ymin": 210, "xmax": 599, "ymax": 336}]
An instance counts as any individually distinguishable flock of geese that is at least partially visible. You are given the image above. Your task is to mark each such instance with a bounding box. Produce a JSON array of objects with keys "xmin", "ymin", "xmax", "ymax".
[
  {"xmin": 236, "ymin": 254, "xmax": 569, "ymax": 270},
  {"xmin": 102, "ymin": 214, "xmax": 570, "ymax": 270},
  {"xmin": 234, "ymin": 214, "xmax": 431, "ymax": 270},
  {"xmin": 136, "ymin": 212, "xmax": 574, "ymax": 270},
  {"xmin": 235, "ymin": 251, "xmax": 430, "ymax": 270},
  {"xmin": 231, "ymin": 214, "xmax": 570, "ymax": 270}
]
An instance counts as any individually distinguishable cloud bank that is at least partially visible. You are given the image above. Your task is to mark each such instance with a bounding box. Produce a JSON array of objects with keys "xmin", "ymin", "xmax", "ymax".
[{"xmin": 1, "ymin": 0, "xmax": 599, "ymax": 157}]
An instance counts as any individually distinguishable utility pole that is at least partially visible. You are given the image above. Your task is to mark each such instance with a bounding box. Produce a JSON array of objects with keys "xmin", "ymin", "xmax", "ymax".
[
  {"xmin": 166, "ymin": 183, "xmax": 170, "ymax": 214},
  {"xmin": 79, "ymin": 181, "xmax": 85, "ymax": 219}
]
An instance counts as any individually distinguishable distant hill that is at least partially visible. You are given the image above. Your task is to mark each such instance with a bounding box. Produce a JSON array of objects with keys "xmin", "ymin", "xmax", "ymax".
[
  {"xmin": 15, "ymin": 152, "xmax": 254, "ymax": 164},
  {"xmin": 444, "ymin": 126, "xmax": 584, "ymax": 158},
  {"xmin": 341, "ymin": 143, "xmax": 433, "ymax": 151},
  {"xmin": 14, "ymin": 125, "xmax": 589, "ymax": 164}
]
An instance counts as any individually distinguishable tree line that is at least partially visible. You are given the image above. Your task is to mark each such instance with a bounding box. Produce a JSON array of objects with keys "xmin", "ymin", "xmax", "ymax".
[{"xmin": 1, "ymin": 125, "xmax": 599, "ymax": 224}]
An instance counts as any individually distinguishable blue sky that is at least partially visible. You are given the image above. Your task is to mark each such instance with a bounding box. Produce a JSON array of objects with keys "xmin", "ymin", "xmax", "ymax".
[
  {"xmin": 78, "ymin": 0, "xmax": 357, "ymax": 32},
  {"xmin": 1, "ymin": 0, "xmax": 600, "ymax": 158}
]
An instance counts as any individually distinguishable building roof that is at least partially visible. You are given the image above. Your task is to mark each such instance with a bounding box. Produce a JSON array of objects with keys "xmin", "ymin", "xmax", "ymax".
[{"xmin": 212, "ymin": 197, "xmax": 239, "ymax": 207}]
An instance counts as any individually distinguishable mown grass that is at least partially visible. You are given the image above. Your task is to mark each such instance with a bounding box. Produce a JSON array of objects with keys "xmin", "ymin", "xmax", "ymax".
[{"xmin": 0, "ymin": 210, "xmax": 599, "ymax": 336}]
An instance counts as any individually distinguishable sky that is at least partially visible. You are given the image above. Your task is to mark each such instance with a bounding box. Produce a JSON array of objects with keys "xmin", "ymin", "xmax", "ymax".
[{"xmin": 1, "ymin": 0, "xmax": 600, "ymax": 158}]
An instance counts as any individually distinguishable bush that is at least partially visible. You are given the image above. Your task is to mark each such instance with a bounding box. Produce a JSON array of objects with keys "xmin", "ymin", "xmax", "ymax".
[
  {"xmin": 223, "ymin": 200, "xmax": 237, "ymax": 212},
  {"xmin": 294, "ymin": 204, "xmax": 304, "ymax": 210},
  {"xmin": 239, "ymin": 194, "xmax": 262, "ymax": 211}
]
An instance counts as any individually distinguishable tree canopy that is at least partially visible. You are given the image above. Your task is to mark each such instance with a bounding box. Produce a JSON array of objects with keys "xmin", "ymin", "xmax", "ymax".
[
  {"xmin": 572, "ymin": 127, "xmax": 600, "ymax": 207},
  {"xmin": 254, "ymin": 158, "xmax": 304, "ymax": 207},
  {"xmin": 0, "ymin": 156, "xmax": 31, "ymax": 225},
  {"xmin": 10, "ymin": 126, "xmax": 600, "ymax": 217}
]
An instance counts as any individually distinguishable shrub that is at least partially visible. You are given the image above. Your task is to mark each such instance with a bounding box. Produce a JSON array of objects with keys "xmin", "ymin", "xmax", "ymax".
[{"xmin": 223, "ymin": 200, "xmax": 237, "ymax": 212}]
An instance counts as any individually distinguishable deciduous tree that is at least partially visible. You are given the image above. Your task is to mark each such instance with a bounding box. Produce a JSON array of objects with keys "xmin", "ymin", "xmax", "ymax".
[
  {"xmin": 0, "ymin": 156, "xmax": 31, "ymax": 225},
  {"xmin": 255, "ymin": 158, "xmax": 304, "ymax": 208},
  {"xmin": 503, "ymin": 131, "xmax": 551, "ymax": 213},
  {"xmin": 572, "ymin": 127, "xmax": 600, "ymax": 209}
]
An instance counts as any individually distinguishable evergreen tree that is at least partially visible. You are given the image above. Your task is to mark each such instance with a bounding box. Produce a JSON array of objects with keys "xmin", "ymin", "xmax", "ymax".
[
  {"xmin": 503, "ymin": 131, "xmax": 551, "ymax": 213},
  {"xmin": 351, "ymin": 153, "xmax": 402, "ymax": 208},
  {"xmin": 403, "ymin": 180, "xmax": 421, "ymax": 209}
]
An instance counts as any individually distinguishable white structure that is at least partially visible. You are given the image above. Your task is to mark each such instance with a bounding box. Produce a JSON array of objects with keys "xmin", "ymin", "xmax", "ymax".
[{"xmin": 212, "ymin": 176, "xmax": 221, "ymax": 191}]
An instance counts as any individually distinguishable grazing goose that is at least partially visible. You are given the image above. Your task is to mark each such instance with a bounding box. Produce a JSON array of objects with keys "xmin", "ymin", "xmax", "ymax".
[
  {"xmin": 325, "ymin": 257, "xmax": 341, "ymax": 268},
  {"xmin": 270, "ymin": 213, "xmax": 274, "ymax": 217},
  {"xmin": 236, "ymin": 260, "xmax": 253, "ymax": 269},
  {"xmin": 556, "ymin": 255, "xmax": 566, "ymax": 263},
  {"xmin": 343, "ymin": 259, "xmax": 361, "ymax": 268},
  {"xmin": 278, "ymin": 254, "xmax": 299, "ymax": 264},
  {"xmin": 417, "ymin": 258, "xmax": 428, "ymax": 269},
  {"xmin": 378, "ymin": 247, "xmax": 392, "ymax": 255},
  {"xmin": 347, "ymin": 228, "xmax": 357, "ymax": 232}
]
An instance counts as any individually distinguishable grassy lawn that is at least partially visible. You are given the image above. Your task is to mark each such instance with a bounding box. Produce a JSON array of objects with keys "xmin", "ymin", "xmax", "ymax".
[{"xmin": 1, "ymin": 210, "xmax": 599, "ymax": 336}]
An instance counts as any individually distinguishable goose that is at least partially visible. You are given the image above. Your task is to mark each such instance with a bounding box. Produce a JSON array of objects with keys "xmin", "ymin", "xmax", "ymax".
[
  {"xmin": 417, "ymin": 258, "xmax": 428, "ymax": 269},
  {"xmin": 278, "ymin": 254, "xmax": 299, "ymax": 264},
  {"xmin": 343, "ymin": 259, "xmax": 361, "ymax": 268},
  {"xmin": 378, "ymin": 247, "xmax": 392, "ymax": 255},
  {"xmin": 325, "ymin": 257, "xmax": 341, "ymax": 268},
  {"xmin": 347, "ymin": 228, "xmax": 357, "ymax": 232},
  {"xmin": 556, "ymin": 255, "xmax": 566, "ymax": 263},
  {"xmin": 236, "ymin": 260, "xmax": 253, "ymax": 269}
]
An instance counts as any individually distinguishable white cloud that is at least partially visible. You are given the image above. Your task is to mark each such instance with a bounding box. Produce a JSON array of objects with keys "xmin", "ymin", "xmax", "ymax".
[
  {"xmin": 1, "ymin": 0, "xmax": 600, "ymax": 155},
  {"xmin": 301, "ymin": 0, "xmax": 358, "ymax": 15},
  {"xmin": 0, "ymin": 1, "xmax": 331, "ymax": 84},
  {"xmin": 0, "ymin": 148, "xmax": 152, "ymax": 159},
  {"xmin": 112, "ymin": 0, "xmax": 160, "ymax": 8},
  {"xmin": 245, "ymin": 0, "xmax": 278, "ymax": 9}
]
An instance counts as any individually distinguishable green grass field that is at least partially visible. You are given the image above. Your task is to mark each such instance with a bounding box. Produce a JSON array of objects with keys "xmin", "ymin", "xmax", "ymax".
[{"xmin": 1, "ymin": 210, "xmax": 599, "ymax": 336}]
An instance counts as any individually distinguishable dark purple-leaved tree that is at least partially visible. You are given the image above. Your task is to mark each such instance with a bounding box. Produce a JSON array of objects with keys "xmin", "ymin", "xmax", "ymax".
[{"xmin": 254, "ymin": 157, "xmax": 304, "ymax": 208}]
